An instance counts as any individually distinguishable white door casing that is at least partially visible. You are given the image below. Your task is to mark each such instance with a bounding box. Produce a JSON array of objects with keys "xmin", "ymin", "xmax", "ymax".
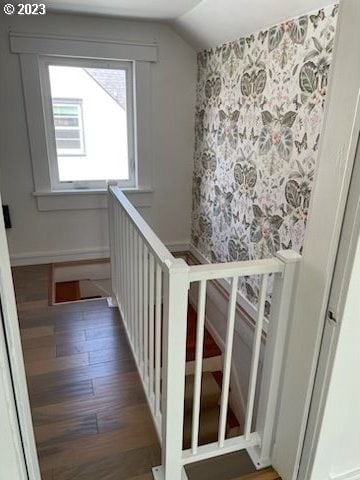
[
  {"xmin": 272, "ymin": 1, "xmax": 360, "ymax": 479},
  {"xmin": 0, "ymin": 191, "xmax": 41, "ymax": 480}
]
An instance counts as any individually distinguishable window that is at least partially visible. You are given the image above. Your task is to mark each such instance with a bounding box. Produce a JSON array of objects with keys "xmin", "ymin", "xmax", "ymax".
[
  {"xmin": 52, "ymin": 100, "xmax": 85, "ymax": 156},
  {"xmin": 41, "ymin": 58, "xmax": 135, "ymax": 189},
  {"xmin": 11, "ymin": 32, "xmax": 157, "ymax": 209}
]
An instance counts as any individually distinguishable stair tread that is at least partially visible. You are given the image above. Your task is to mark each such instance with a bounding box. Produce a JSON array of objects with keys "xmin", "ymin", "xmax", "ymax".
[
  {"xmin": 186, "ymin": 305, "xmax": 222, "ymax": 361},
  {"xmin": 211, "ymin": 370, "xmax": 240, "ymax": 429},
  {"xmin": 184, "ymin": 372, "xmax": 220, "ymax": 412},
  {"xmin": 183, "ymin": 404, "xmax": 221, "ymax": 448},
  {"xmin": 232, "ymin": 468, "xmax": 280, "ymax": 480},
  {"xmin": 185, "ymin": 450, "xmax": 269, "ymax": 480}
]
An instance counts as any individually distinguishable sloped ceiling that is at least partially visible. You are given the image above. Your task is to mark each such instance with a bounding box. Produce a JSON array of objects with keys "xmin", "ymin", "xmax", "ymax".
[
  {"xmin": 47, "ymin": 0, "xmax": 336, "ymax": 50},
  {"xmin": 174, "ymin": 0, "xmax": 336, "ymax": 50}
]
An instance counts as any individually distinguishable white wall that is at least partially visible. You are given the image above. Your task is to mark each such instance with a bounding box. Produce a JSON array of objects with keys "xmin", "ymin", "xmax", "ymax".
[
  {"xmin": 309, "ymin": 232, "xmax": 360, "ymax": 480},
  {"xmin": 0, "ymin": 13, "xmax": 196, "ymax": 263}
]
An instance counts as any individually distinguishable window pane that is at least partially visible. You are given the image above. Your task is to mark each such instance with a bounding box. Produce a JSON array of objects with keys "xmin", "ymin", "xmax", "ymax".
[
  {"xmin": 55, "ymin": 130, "xmax": 80, "ymax": 140},
  {"xmin": 56, "ymin": 139, "xmax": 81, "ymax": 149},
  {"xmin": 53, "ymin": 105, "xmax": 78, "ymax": 116},
  {"xmin": 54, "ymin": 116, "xmax": 79, "ymax": 127},
  {"xmin": 49, "ymin": 65, "xmax": 129, "ymax": 182}
]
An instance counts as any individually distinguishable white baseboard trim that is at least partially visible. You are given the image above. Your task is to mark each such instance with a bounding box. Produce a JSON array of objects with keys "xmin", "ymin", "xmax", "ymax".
[
  {"xmin": 10, "ymin": 247, "xmax": 110, "ymax": 266},
  {"xmin": 330, "ymin": 468, "xmax": 360, "ymax": 480},
  {"xmin": 10, "ymin": 241, "xmax": 190, "ymax": 267}
]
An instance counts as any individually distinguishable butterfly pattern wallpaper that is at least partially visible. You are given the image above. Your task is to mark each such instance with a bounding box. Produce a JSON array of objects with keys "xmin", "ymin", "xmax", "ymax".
[{"xmin": 191, "ymin": 5, "xmax": 338, "ymax": 305}]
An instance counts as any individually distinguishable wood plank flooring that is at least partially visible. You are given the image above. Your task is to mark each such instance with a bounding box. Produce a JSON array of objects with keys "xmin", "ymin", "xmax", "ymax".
[
  {"xmin": 14, "ymin": 265, "xmax": 160, "ymax": 480},
  {"xmin": 13, "ymin": 264, "xmax": 280, "ymax": 480}
]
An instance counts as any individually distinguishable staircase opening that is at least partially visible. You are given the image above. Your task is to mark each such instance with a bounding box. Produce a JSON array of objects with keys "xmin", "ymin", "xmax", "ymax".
[
  {"xmin": 49, "ymin": 259, "xmax": 111, "ymax": 304},
  {"xmin": 106, "ymin": 187, "xmax": 300, "ymax": 480}
]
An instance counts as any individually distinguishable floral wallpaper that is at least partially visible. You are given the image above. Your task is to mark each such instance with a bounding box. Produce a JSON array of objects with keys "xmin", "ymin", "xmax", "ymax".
[{"xmin": 191, "ymin": 5, "xmax": 338, "ymax": 305}]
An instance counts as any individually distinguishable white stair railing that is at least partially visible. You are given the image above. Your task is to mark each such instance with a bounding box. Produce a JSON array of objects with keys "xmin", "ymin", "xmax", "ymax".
[{"xmin": 108, "ymin": 186, "xmax": 301, "ymax": 480}]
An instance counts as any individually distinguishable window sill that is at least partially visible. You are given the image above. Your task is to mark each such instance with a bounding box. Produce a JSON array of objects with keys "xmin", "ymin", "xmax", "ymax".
[{"xmin": 33, "ymin": 187, "xmax": 154, "ymax": 211}]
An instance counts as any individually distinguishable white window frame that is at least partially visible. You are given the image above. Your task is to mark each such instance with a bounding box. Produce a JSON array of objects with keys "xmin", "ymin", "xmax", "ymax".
[
  {"xmin": 10, "ymin": 32, "xmax": 157, "ymax": 209},
  {"xmin": 52, "ymin": 98, "xmax": 86, "ymax": 157},
  {"xmin": 39, "ymin": 56, "xmax": 136, "ymax": 190}
]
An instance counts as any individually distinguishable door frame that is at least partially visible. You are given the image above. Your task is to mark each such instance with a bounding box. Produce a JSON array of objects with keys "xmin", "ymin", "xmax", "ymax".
[
  {"xmin": 0, "ymin": 190, "xmax": 41, "ymax": 480},
  {"xmin": 0, "ymin": 306, "xmax": 28, "ymax": 479},
  {"xmin": 272, "ymin": 1, "xmax": 360, "ymax": 478},
  {"xmin": 298, "ymin": 94, "xmax": 360, "ymax": 479}
]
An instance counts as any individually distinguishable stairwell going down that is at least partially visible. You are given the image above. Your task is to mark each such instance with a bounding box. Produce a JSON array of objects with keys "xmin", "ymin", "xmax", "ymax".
[{"xmin": 184, "ymin": 305, "xmax": 241, "ymax": 449}]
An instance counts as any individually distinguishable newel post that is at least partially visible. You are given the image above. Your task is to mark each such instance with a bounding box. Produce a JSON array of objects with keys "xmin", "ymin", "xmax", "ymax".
[
  {"xmin": 248, "ymin": 249, "xmax": 301, "ymax": 469},
  {"xmin": 107, "ymin": 187, "xmax": 117, "ymax": 307},
  {"xmin": 153, "ymin": 258, "xmax": 190, "ymax": 480}
]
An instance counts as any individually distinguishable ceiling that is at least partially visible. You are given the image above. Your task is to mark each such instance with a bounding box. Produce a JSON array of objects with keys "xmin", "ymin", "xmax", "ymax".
[
  {"xmin": 46, "ymin": 0, "xmax": 336, "ymax": 50},
  {"xmin": 45, "ymin": 0, "xmax": 203, "ymax": 19}
]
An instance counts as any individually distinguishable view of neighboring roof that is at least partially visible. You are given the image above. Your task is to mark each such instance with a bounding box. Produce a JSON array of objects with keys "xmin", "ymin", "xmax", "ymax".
[{"xmin": 85, "ymin": 68, "xmax": 127, "ymax": 109}]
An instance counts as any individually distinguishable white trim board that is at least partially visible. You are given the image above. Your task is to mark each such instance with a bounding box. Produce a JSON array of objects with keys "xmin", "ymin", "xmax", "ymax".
[
  {"xmin": 9, "ymin": 242, "xmax": 190, "ymax": 266},
  {"xmin": 0, "ymin": 194, "xmax": 41, "ymax": 478},
  {"xmin": 330, "ymin": 469, "xmax": 360, "ymax": 480},
  {"xmin": 10, "ymin": 32, "xmax": 158, "ymax": 62},
  {"xmin": 33, "ymin": 188, "xmax": 154, "ymax": 211},
  {"xmin": 10, "ymin": 248, "xmax": 110, "ymax": 266}
]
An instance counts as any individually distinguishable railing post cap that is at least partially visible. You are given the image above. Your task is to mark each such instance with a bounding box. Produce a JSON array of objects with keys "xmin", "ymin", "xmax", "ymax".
[
  {"xmin": 276, "ymin": 249, "xmax": 302, "ymax": 264},
  {"xmin": 164, "ymin": 257, "xmax": 189, "ymax": 272}
]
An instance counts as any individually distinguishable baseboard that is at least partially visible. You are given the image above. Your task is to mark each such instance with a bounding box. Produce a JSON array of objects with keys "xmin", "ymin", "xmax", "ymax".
[
  {"xmin": 10, "ymin": 247, "xmax": 110, "ymax": 266},
  {"xmin": 330, "ymin": 468, "xmax": 360, "ymax": 480},
  {"xmin": 10, "ymin": 241, "xmax": 190, "ymax": 267}
]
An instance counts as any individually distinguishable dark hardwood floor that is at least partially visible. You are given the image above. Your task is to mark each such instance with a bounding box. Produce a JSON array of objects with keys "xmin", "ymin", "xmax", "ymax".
[
  {"xmin": 13, "ymin": 264, "xmax": 159, "ymax": 480},
  {"xmin": 12, "ymin": 264, "xmax": 280, "ymax": 480}
]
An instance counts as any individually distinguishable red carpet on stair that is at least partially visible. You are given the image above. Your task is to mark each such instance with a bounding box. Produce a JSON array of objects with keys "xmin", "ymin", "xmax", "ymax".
[{"xmin": 186, "ymin": 305, "xmax": 222, "ymax": 362}]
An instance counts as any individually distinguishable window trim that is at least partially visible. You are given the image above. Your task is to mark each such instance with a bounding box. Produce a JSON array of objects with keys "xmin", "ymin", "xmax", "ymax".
[
  {"xmin": 12, "ymin": 32, "xmax": 156, "ymax": 208},
  {"xmin": 39, "ymin": 56, "xmax": 136, "ymax": 191}
]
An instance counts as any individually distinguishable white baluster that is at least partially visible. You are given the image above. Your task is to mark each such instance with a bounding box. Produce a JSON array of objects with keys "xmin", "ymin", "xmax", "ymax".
[
  {"xmin": 120, "ymin": 208, "xmax": 125, "ymax": 314},
  {"xmin": 155, "ymin": 263, "xmax": 162, "ymax": 417},
  {"xmin": 191, "ymin": 280, "xmax": 207, "ymax": 454},
  {"xmin": 123, "ymin": 214, "xmax": 129, "ymax": 328},
  {"xmin": 129, "ymin": 222, "xmax": 135, "ymax": 343},
  {"xmin": 143, "ymin": 244, "xmax": 149, "ymax": 382},
  {"xmin": 133, "ymin": 230, "xmax": 139, "ymax": 359},
  {"xmin": 148, "ymin": 253, "xmax": 155, "ymax": 404},
  {"xmin": 138, "ymin": 236, "xmax": 144, "ymax": 371},
  {"xmin": 244, "ymin": 274, "xmax": 269, "ymax": 440},
  {"xmin": 218, "ymin": 276, "xmax": 238, "ymax": 447}
]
